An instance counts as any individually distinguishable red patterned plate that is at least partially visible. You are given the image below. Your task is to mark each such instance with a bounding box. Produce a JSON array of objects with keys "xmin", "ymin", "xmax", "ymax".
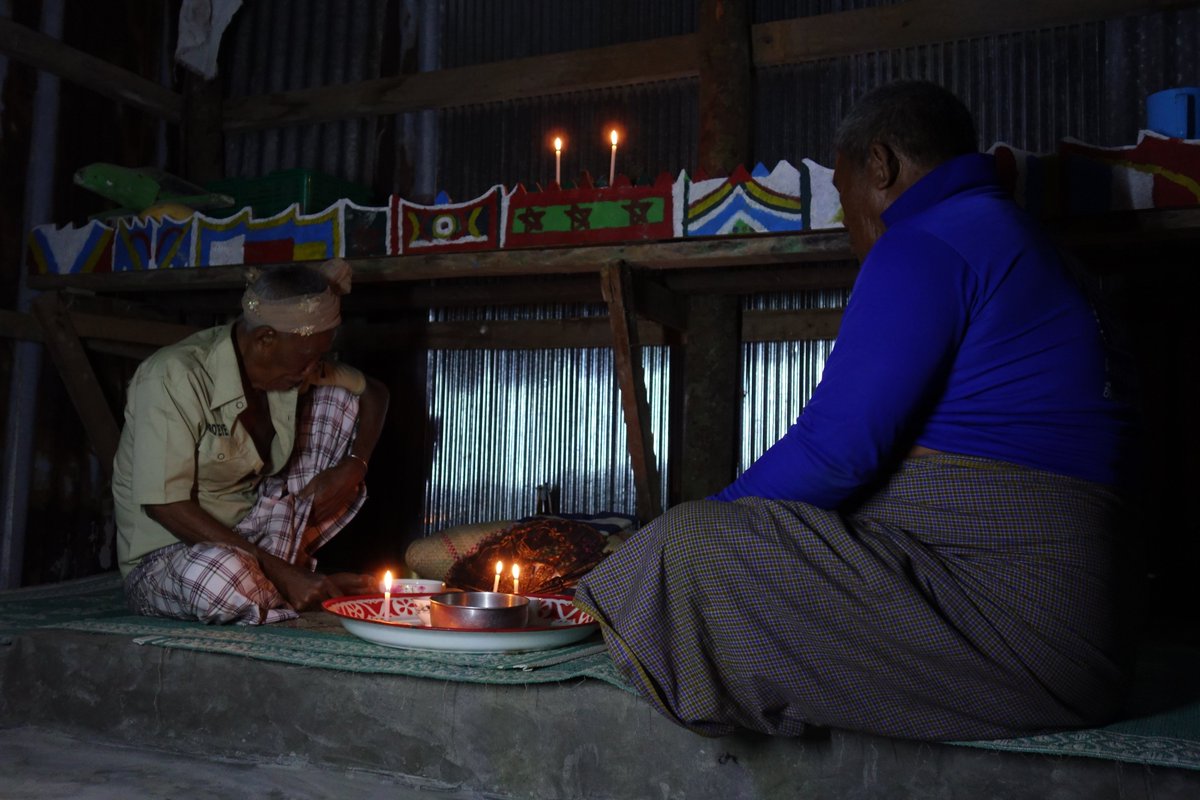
[{"xmin": 322, "ymin": 593, "xmax": 598, "ymax": 653}]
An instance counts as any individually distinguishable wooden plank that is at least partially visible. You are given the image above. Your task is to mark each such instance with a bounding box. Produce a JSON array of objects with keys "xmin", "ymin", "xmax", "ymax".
[
  {"xmin": 0, "ymin": 309, "xmax": 198, "ymax": 347},
  {"xmin": 28, "ymin": 232, "xmax": 856, "ymax": 293},
  {"xmin": 601, "ymin": 263, "xmax": 663, "ymax": 522},
  {"xmin": 31, "ymin": 293, "xmax": 121, "ymax": 478},
  {"xmin": 0, "ymin": 16, "xmax": 182, "ymax": 123},
  {"xmin": 343, "ymin": 317, "xmax": 673, "ymax": 351},
  {"xmin": 752, "ymin": 0, "xmax": 1200, "ymax": 68},
  {"xmin": 678, "ymin": 294, "xmax": 742, "ymax": 501},
  {"xmin": 224, "ymin": 34, "xmax": 699, "ymax": 132},
  {"xmin": 743, "ymin": 308, "xmax": 844, "ymax": 341}
]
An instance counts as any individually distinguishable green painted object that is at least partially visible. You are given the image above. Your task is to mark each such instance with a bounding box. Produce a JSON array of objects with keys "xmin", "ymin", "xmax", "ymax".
[{"xmin": 74, "ymin": 163, "xmax": 234, "ymax": 219}]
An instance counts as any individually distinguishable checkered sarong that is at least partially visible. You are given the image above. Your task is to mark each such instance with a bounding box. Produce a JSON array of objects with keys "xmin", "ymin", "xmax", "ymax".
[
  {"xmin": 574, "ymin": 454, "xmax": 1130, "ymax": 741},
  {"xmin": 125, "ymin": 386, "xmax": 365, "ymax": 625}
]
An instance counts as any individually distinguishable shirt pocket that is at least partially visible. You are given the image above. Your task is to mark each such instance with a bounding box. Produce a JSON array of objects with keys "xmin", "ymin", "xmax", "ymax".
[{"xmin": 196, "ymin": 424, "xmax": 262, "ymax": 492}]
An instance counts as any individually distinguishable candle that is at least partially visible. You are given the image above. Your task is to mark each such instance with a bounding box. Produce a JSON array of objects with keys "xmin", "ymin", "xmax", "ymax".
[
  {"xmin": 493, "ymin": 560, "xmax": 503, "ymax": 593},
  {"xmin": 512, "ymin": 563, "xmax": 521, "ymax": 596},
  {"xmin": 608, "ymin": 129, "xmax": 618, "ymax": 186},
  {"xmin": 554, "ymin": 137, "xmax": 562, "ymax": 185},
  {"xmin": 382, "ymin": 569, "xmax": 392, "ymax": 622}
]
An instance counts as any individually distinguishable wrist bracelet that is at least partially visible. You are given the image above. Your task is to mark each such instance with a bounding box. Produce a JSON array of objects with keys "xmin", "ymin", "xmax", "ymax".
[{"xmin": 345, "ymin": 452, "xmax": 369, "ymax": 474}]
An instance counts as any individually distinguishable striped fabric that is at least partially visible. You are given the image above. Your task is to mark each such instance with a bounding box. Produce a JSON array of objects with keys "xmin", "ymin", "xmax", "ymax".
[
  {"xmin": 125, "ymin": 386, "xmax": 364, "ymax": 625},
  {"xmin": 574, "ymin": 454, "xmax": 1130, "ymax": 741}
]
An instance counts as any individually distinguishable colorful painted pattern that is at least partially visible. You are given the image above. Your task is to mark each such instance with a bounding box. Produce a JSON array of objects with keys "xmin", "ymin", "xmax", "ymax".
[
  {"xmin": 506, "ymin": 174, "xmax": 675, "ymax": 248},
  {"xmin": 398, "ymin": 186, "xmax": 508, "ymax": 254},
  {"xmin": 992, "ymin": 130, "xmax": 1200, "ymax": 219},
  {"xmin": 26, "ymin": 136, "xmax": 1199, "ymax": 275}
]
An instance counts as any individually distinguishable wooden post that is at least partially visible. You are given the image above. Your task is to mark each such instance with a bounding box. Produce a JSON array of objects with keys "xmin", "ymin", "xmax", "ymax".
[
  {"xmin": 182, "ymin": 72, "xmax": 225, "ymax": 186},
  {"xmin": 601, "ymin": 262, "xmax": 663, "ymax": 522},
  {"xmin": 678, "ymin": 294, "xmax": 742, "ymax": 502},
  {"xmin": 31, "ymin": 293, "xmax": 121, "ymax": 478},
  {"xmin": 698, "ymin": 0, "xmax": 752, "ymax": 176}
]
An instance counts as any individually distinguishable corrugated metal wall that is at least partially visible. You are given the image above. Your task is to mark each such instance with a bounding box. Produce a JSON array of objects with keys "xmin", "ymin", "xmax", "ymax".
[
  {"xmin": 423, "ymin": 304, "xmax": 671, "ymax": 529},
  {"xmin": 223, "ymin": 0, "xmax": 391, "ymax": 190},
  {"xmin": 217, "ymin": 1, "xmax": 1199, "ymax": 529}
]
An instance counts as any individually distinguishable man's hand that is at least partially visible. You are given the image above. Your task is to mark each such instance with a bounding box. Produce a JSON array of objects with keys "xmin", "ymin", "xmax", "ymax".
[
  {"xmin": 328, "ymin": 572, "xmax": 377, "ymax": 596},
  {"xmin": 260, "ymin": 556, "xmax": 343, "ymax": 611},
  {"xmin": 297, "ymin": 458, "xmax": 367, "ymax": 523}
]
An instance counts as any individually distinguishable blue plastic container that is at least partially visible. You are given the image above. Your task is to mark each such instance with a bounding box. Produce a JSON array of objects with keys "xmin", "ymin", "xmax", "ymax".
[{"xmin": 1146, "ymin": 87, "xmax": 1200, "ymax": 139}]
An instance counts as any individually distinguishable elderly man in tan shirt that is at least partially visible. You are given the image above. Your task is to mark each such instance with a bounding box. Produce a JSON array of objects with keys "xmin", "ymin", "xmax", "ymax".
[{"xmin": 112, "ymin": 260, "xmax": 389, "ymax": 624}]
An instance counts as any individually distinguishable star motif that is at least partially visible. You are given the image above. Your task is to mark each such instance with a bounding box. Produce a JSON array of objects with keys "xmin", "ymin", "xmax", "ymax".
[
  {"xmin": 624, "ymin": 198, "xmax": 654, "ymax": 226},
  {"xmin": 517, "ymin": 207, "xmax": 546, "ymax": 233},
  {"xmin": 565, "ymin": 204, "xmax": 592, "ymax": 231}
]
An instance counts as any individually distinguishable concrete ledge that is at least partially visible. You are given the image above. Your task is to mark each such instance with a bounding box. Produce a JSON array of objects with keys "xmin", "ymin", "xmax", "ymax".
[{"xmin": 3, "ymin": 628, "xmax": 1199, "ymax": 799}]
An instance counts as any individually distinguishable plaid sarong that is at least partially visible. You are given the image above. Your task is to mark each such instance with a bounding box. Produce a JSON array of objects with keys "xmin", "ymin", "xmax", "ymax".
[
  {"xmin": 574, "ymin": 454, "xmax": 1130, "ymax": 741},
  {"xmin": 125, "ymin": 386, "xmax": 365, "ymax": 625}
]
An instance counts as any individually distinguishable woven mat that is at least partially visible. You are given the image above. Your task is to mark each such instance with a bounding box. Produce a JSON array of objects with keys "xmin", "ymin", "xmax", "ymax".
[
  {"xmin": 0, "ymin": 572, "xmax": 630, "ymax": 690},
  {"xmin": 3, "ymin": 573, "xmax": 1198, "ymax": 770}
]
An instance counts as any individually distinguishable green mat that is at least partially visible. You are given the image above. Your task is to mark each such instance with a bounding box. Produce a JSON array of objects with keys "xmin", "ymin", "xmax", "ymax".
[
  {"xmin": 0, "ymin": 572, "xmax": 630, "ymax": 690},
  {"xmin": 3, "ymin": 573, "xmax": 1199, "ymax": 771}
]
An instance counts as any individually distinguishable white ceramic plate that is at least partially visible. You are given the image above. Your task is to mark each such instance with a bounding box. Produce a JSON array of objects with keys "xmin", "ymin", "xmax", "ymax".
[{"xmin": 323, "ymin": 593, "xmax": 598, "ymax": 653}]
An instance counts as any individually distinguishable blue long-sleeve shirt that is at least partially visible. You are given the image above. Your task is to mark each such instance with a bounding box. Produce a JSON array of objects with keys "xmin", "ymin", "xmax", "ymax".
[{"xmin": 713, "ymin": 153, "xmax": 1126, "ymax": 508}]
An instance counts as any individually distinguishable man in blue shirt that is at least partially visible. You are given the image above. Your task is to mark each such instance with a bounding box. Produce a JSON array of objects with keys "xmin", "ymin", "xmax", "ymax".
[{"xmin": 575, "ymin": 81, "xmax": 1131, "ymax": 741}]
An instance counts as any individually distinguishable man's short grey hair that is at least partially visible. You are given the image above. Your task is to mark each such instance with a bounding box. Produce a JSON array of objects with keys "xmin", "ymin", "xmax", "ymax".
[
  {"xmin": 834, "ymin": 81, "xmax": 978, "ymax": 169},
  {"xmin": 248, "ymin": 265, "xmax": 330, "ymax": 302}
]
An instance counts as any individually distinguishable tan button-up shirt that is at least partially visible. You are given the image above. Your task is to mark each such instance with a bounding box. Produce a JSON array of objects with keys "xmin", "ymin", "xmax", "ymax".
[{"xmin": 112, "ymin": 324, "xmax": 365, "ymax": 576}]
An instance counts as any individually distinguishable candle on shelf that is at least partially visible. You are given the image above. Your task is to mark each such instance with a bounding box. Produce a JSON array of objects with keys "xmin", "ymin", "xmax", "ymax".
[
  {"xmin": 608, "ymin": 129, "xmax": 619, "ymax": 186},
  {"xmin": 493, "ymin": 560, "xmax": 503, "ymax": 593},
  {"xmin": 554, "ymin": 137, "xmax": 563, "ymax": 185},
  {"xmin": 382, "ymin": 570, "xmax": 393, "ymax": 622},
  {"xmin": 512, "ymin": 563, "xmax": 521, "ymax": 596}
]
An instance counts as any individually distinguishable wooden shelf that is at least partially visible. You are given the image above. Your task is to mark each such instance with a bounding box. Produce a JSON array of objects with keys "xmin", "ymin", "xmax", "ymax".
[{"xmin": 26, "ymin": 206, "xmax": 1200, "ymax": 299}]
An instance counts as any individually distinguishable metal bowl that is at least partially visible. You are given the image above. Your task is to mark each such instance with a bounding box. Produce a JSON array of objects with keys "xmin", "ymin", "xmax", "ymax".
[{"xmin": 428, "ymin": 591, "xmax": 530, "ymax": 630}]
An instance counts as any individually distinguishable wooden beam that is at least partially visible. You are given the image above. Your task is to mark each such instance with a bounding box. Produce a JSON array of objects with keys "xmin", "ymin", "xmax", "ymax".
[
  {"xmin": 31, "ymin": 293, "xmax": 121, "ymax": 478},
  {"xmin": 743, "ymin": 308, "xmax": 843, "ymax": 341},
  {"xmin": 601, "ymin": 262, "xmax": 663, "ymax": 522},
  {"xmin": 0, "ymin": 309, "xmax": 198, "ymax": 347},
  {"xmin": 224, "ymin": 34, "xmax": 699, "ymax": 132},
  {"xmin": 698, "ymin": 0, "xmax": 753, "ymax": 176},
  {"xmin": 630, "ymin": 272, "xmax": 689, "ymax": 331},
  {"xmin": 752, "ymin": 0, "xmax": 1200, "ymax": 68},
  {"xmin": 346, "ymin": 317, "xmax": 674, "ymax": 351},
  {"xmin": 0, "ymin": 16, "xmax": 183, "ymax": 123},
  {"xmin": 677, "ymin": 294, "xmax": 742, "ymax": 502},
  {"xmin": 217, "ymin": 0, "xmax": 1194, "ymax": 131},
  {"xmin": 182, "ymin": 72, "xmax": 225, "ymax": 185}
]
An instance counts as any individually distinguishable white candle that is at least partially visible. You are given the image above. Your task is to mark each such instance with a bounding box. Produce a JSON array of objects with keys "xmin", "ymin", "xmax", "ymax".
[
  {"xmin": 382, "ymin": 570, "xmax": 392, "ymax": 622},
  {"xmin": 493, "ymin": 560, "xmax": 503, "ymax": 593},
  {"xmin": 554, "ymin": 137, "xmax": 562, "ymax": 185},
  {"xmin": 608, "ymin": 129, "xmax": 618, "ymax": 186},
  {"xmin": 512, "ymin": 563, "xmax": 521, "ymax": 596}
]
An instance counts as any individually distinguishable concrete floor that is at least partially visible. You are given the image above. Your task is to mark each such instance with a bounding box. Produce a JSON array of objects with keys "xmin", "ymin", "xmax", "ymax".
[
  {"xmin": 1, "ymin": 726, "xmax": 479, "ymax": 800},
  {"xmin": 4, "ymin": 624, "xmax": 1200, "ymax": 799}
]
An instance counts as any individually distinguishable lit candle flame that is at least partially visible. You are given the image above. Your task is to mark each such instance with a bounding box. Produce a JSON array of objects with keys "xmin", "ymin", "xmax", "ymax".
[
  {"xmin": 554, "ymin": 136, "xmax": 562, "ymax": 153},
  {"xmin": 381, "ymin": 569, "xmax": 393, "ymax": 621},
  {"xmin": 512, "ymin": 563, "xmax": 521, "ymax": 596},
  {"xmin": 493, "ymin": 560, "xmax": 503, "ymax": 593},
  {"xmin": 608, "ymin": 129, "xmax": 619, "ymax": 186}
]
